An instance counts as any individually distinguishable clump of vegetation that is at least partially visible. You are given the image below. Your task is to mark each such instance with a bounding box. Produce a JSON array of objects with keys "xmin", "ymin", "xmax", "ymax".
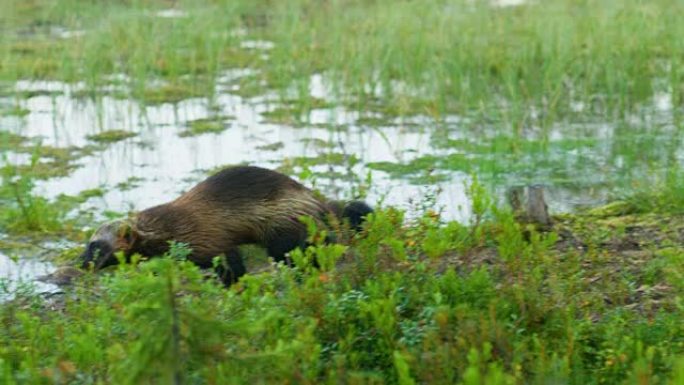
[
  {"xmin": 1, "ymin": 134, "xmax": 101, "ymax": 179},
  {"xmin": 140, "ymin": 83, "xmax": 211, "ymax": 105},
  {"xmin": 1, "ymin": 179, "xmax": 683, "ymax": 384},
  {"xmin": 0, "ymin": 105, "xmax": 30, "ymax": 117},
  {"xmin": 261, "ymin": 98, "xmax": 333, "ymax": 126},
  {"xmin": 0, "ymin": 147, "xmax": 104, "ymax": 235},
  {"xmin": 0, "ymin": 131, "xmax": 26, "ymax": 150},
  {"xmin": 115, "ymin": 176, "xmax": 145, "ymax": 191},
  {"xmin": 0, "ymin": 158, "xmax": 64, "ymax": 233},
  {"xmin": 86, "ymin": 130, "xmax": 137, "ymax": 144},
  {"xmin": 255, "ymin": 141, "xmax": 284, "ymax": 152},
  {"xmin": 178, "ymin": 116, "xmax": 233, "ymax": 137}
]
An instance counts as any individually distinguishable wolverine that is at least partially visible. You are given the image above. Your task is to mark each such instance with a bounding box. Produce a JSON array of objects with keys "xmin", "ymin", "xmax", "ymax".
[{"xmin": 80, "ymin": 166, "xmax": 373, "ymax": 285}]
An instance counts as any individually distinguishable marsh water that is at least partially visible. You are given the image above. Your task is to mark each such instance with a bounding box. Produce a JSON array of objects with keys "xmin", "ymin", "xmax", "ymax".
[
  {"xmin": 4, "ymin": 76, "xmax": 477, "ymax": 219},
  {"xmin": 1, "ymin": 71, "xmax": 682, "ymax": 287},
  {"xmin": 0, "ymin": 250, "xmax": 56, "ymax": 299}
]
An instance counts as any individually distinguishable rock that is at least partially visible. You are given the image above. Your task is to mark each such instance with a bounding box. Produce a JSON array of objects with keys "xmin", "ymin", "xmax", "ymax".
[{"xmin": 37, "ymin": 266, "xmax": 84, "ymax": 286}]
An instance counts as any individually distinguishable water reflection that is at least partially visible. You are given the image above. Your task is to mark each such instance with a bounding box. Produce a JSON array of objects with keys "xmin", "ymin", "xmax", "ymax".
[
  {"xmin": 4, "ymin": 79, "xmax": 473, "ymax": 223},
  {"xmin": 2, "ymin": 76, "xmax": 681, "ymax": 229},
  {"xmin": 0, "ymin": 250, "xmax": 57, "ymax": 300}
]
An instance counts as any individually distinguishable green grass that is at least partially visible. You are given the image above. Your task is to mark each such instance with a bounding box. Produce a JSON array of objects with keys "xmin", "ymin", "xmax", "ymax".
[
  {"xmin": 2, "ymin": 1, "xmax": 684, "ymax": 382},
  {"xmin": 1, "ymin": 183, "xmax": 684, "ymax": 384},
  {"xmin": 0, "ymin": 0, "xmax": 682, "ymax": 119}
]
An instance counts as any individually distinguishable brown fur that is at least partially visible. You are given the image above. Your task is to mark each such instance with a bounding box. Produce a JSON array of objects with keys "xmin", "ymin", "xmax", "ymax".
[
  {"xmin": 81, "ymin": 166, "xmax": 372, "ymax": 284},
  {"xmin": 130, "ymin": 177, "xmax": 328, "ymax": 266}
]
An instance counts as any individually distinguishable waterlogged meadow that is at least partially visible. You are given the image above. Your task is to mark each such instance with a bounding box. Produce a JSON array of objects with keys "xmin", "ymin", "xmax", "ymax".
[{"xmin": 1, "ymin": 0, "xmax": 684, "ymax": 383}]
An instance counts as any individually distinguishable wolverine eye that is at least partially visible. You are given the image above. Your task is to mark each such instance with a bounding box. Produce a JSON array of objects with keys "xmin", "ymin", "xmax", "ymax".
[{"xmin": 81, "ymin": 240, "xmax": 114, "ymax": 269}]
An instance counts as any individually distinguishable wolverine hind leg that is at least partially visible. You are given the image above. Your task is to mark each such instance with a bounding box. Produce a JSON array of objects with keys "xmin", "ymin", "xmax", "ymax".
[
  {"xmin": 265, "ymin": 227, "xmax": 308, "ymax": 266},
  {"xmin": 215, "ymin": 248, "xmax": 247, "ymax": 286}
]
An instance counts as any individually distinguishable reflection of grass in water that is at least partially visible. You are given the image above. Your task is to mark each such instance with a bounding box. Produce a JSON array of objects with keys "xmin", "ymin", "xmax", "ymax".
[{"xmin": 368, "ymin": 123, "xmax": 683, "ymax": 196}]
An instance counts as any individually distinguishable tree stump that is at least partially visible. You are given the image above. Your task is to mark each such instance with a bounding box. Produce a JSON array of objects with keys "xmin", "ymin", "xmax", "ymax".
[{"xmin": 506, "ymin": 184, "xmax": 552, "ymax": 229}]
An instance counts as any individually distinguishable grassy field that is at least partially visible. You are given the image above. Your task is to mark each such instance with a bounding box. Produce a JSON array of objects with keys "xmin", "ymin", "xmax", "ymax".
[
  {"xmin": 1, "ymin": 0, "xmax": 684, "ymax": 383},
  {"xmin": 1, "ymin": 0, "xmax": 683, "ymax": 117}
]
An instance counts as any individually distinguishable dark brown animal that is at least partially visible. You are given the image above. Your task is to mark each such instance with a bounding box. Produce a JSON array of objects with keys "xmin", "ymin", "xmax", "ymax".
[{"xmin": 80, "ymin": 166, "xmax": 373, "ymax": 285}]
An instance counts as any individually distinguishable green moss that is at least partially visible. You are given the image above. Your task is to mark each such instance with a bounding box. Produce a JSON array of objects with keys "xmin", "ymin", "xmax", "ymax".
[
  {"xmin": 261, "ymin": 98, "xmax": 333, "ymax": 126},
  {"xmin": 13, "ymin": 89, "xmax": 65, "ymax": 99},
  {"xmin": 355, "ymin": 116, "xmax": 391, "ymax": 127},
  {"xmin": 71, "ymin": 88, "xmax": 127, "ymax": 100},
  {"xmin": 13, "ymin": 160, "xmax": 77, "ymax": 179},
  {"xmin": 6, "ymin": 145, "xmax": 89, "ymax": 180},
  {"xmin": 261, "ymin": 106, "xmax": 305, "ymax": 126},
  {"xmin": 86, "ymin": 130, "xmax": 137, "ymax": 143},
  {"xmin": 223, "ymin": 75, "xmax": 266, "ymax": 98},
  {"xmin": 587, "ymin": 201, "xmax": 635, "ymax": 218},
  {"xmin": 178, "ymin": 116, "xmax": 233, "ymax": 138},
  {"xmin": 140, "ymin": 83, "xmax": 208, "ymax": 105},
  {"xmin": 255, "ymin": 141, "xmax": 284, "ymax": 151},
  {"xmin": 368, "ymin": 155, "xmax": 445, "ymax": 178},
  {"xmin": 282, "ymin": 152, "xmax": 358, "ymax": 168},
  {"xmin": 300, "ymin": 138, "xmax": 334, "ymax": 149}
]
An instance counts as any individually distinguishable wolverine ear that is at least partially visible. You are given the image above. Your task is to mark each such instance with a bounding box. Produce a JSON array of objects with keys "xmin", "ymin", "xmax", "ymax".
[
  {"xmin": 117, "ymin": 221, "xmax": 138, "ymax": 250},
  {"xmin": 123, "ymin": 225, "xmax": 134, "ymax": 242}
]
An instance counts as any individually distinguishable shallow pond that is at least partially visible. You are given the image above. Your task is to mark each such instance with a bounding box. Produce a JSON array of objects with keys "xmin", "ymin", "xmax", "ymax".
[
  {"xmin": 3, "ymin": 76, "xmax": 477, "ymax": 220},
  {"xmin": 0, "ymin": 71, "xmax": 682, "ymax": 288},
  {"xmin": 5, "ymin": 75, "xmax": 675, "ymax": 221}
]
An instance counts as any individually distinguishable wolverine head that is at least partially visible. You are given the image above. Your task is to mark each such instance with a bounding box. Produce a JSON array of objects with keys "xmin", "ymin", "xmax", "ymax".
[{"xmin": 81, "ymin": 219, "xmax": 135, "ymax": 270}]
